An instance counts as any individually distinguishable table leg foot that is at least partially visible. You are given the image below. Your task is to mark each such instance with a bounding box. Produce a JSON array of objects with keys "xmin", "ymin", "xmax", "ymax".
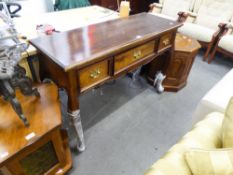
[
  {"xmin": 68, "ymin": 110, "xmax": 85, "ymax": 152},
  {"xmin": 154, "ymin": 71, "xmax": 166, "ymax": 93}
]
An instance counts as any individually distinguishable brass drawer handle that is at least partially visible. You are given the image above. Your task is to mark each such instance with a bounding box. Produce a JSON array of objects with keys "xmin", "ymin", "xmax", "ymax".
[
  {"xmin": 163, "ymin": 38, "xmax": 170, "ymax": 46},
  {"xmin": 133, "ymin": 50, "xmax": 142, "ymax": 59},
  {"xmin": 90, "ymin": 68, "xmax": 101, "ymax": 79}
]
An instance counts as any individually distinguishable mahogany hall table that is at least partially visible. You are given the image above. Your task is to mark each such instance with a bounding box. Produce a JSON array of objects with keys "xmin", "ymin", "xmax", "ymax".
[{"xmin": 30, "ymin": 13, "xmax": 182, "ymax": 151}]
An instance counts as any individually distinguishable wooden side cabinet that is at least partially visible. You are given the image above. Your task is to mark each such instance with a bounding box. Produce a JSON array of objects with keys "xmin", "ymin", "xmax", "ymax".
[
  {"xmin": 0, "ymin": 84, "xmax": 72, "ymax": 175},
  {"xmin": 147, "ymin": 34, "xmax": 201, "ymax": 91}
]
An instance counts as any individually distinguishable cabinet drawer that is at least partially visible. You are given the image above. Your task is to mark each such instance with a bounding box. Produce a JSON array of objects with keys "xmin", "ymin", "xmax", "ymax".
[
  {"xmin": 79, "ymin": 60, "xmax": 109, "ymax": 91},
  {"xmin": 158, "ymin": 33, "xmax": 173, "ymax": 52},
  {"xmin": 114, "ymin": 41, "xmax": 155, "ymax": 73}
]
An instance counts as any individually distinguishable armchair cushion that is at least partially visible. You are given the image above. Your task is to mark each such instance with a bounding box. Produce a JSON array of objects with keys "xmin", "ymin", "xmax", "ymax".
[
  {"xmin": 222, "ymin": 97, "xmax": 233, "ymax": 147},
  {"xmin": 149, "ymin": 12, "xmax": 176, "ymax": 21},
  {"xmin": 218, "ymin": 35, "xmax": 233, "ymax": 53},
  {"xmin": 144, "ymin": 112, "xmax": 223, "ymax": 175},
  {"xmin": 195, "ymin": 2, "xmax": 233, "ymax": 30},
  {"xmin": 185, "ymin": 148, "xmax": 233, "ymax": 175},
  {"xmin": 178, "ymin": 22, "xmax": 215, "ymax": 42}
]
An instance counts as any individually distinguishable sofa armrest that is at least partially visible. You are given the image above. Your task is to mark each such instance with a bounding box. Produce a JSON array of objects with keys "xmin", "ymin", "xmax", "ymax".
[
  {"xmin": 176, "ymin": 11, "xmax": 197, "ymax": 23},
  {"xmin": 144, "ymin": 112, "xmax": 223, "ymax": 175},
  {"xmin": 177, "ymin": 12, "xmax": 189, "ymax": 22},
  {"xmin": 186, "ymin": 11, "xmax": 197, "ymax": 23},
  {"xmin": 187, "ymin": 11, "xmax": 197, "ymax": 18},
  {"xmin": 216, "ymin": 23, "xmax": 228, "ymax": 36},
  {"xmin": 227, "ymin": 23, "xmax": 233, "ymax": 29},
  {"xmin": 209, "ymin": 23, "xmax": 228, "ymax": 49},
  {"xmin": 186, "ymin": 12, "xmax": 197, "ymax": 23},
  {"xmin": 226, "ymin": 22, "xmax": 233, "ymax": 34},
  {"xmin": 149, "ymin": 3, "xmax": 163, "ymax": 13}
]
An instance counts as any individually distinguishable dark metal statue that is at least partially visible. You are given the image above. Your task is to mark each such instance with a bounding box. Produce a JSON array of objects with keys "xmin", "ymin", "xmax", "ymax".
[
  {"xmin": 0, "ymin": 3, "xmax": 40, "ymax": 126},
  {"xmin": 0, "ymin": 65, "xmax": 40, "ymax": 126}
]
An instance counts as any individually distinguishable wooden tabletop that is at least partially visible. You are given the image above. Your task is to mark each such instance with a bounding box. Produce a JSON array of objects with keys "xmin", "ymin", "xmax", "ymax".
[
  {"xmin": 0, "ymin": 84, "xmax": 61, "ymax": 166},
  {"xmin": 30, "ymin": 13, "xmax": 182, "ymax": 71}
]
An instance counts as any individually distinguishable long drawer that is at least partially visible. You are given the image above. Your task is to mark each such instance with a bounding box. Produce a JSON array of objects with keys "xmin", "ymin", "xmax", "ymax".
[{"xmin": 114, "ymin": 41, "xmax": 155, "ymax": 74}]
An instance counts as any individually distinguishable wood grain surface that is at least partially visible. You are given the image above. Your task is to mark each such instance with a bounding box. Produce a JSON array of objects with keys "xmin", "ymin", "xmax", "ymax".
[
  {"xmin": 0, "ymin": 84, "xmax": 61, "ymax": 167},
  {"xmin": 30, "ymin": 13, "xmax": 182, "ymax": 71}
]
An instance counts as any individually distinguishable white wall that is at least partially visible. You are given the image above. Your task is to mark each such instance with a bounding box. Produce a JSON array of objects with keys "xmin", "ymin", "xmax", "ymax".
[{"xmin": 17, "ymin": 0, "xmax": 54, "ymax": 16}]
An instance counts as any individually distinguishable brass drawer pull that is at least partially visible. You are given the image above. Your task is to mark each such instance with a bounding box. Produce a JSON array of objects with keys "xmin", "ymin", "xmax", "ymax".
[
  {"xmin": 133, "ymin": 50, "xmax": 142, "ymax": 59},
  {"xmin": 163, "ymin": 38, "xmax": 170, "ymax": 46},
  {"xmin": 90, "ymin": 68, "xmax": 101, "ymax": 79}
]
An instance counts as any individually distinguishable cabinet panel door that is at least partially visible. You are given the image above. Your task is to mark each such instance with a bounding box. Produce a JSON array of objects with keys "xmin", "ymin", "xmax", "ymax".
[{"xmin": 129, "ymin": 0, "xmax": 139, "ymax": 14}]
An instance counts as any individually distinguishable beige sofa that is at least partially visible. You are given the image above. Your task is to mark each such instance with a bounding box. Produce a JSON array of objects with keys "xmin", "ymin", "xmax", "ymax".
[{"xmin": 178, "ymin": 0, "xmax": 233, "ymax": 59}]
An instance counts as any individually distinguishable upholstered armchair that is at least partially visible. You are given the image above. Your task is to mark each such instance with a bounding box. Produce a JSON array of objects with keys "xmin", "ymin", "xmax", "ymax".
[
  {"xmin": 144, "ymin": 112, "xmax": 224, "ymax": 175},
  {"xmin": 178, "ymin": 0, "xmax": 233, "ymax": 59},
  {"xmin": 144, "ymin": 69, "xmax": 233, "ymax": 175},
  {"xmin": 149, "ymin": 0, "xmax": 196, "ymax": 21},
  {"xmin": 208, "ymin": 20, "xmax": 233, "ymax": 63}
]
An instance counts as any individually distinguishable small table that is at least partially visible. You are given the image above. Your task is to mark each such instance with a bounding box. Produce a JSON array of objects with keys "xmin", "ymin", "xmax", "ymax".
[
  {"xmin": 147, "ymin": 33, "xmax": 201, "ymax": 91},
  {"xmin": 0, "ymin": 84, "xmax": 72, "ymax": 175}
]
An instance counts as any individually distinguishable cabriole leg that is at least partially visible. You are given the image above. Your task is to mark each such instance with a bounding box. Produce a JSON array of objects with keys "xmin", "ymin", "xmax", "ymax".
[{"xmin": 68, "ymin": 109, "xmax": 85, "ymax": 152}]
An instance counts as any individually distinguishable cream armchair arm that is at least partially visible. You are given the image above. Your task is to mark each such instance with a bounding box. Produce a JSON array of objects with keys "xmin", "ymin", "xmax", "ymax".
[
  {"xmin": 175, "ymin": 11, "xmax": 197, "ymax": 23},
  {"xmin": 149, "ymin": 3, "xmax": 163, "ymax": 13},
  {"xmin": 208, "ymin": 23, "xmax": 231, "ymax": 63},
  {"xmin": 226, "ymin": 22, "xmax": 233, "ymax": 34},
  {"xmin": 185, "ymin": 11, "xmax": 197, "ymax": 23}
]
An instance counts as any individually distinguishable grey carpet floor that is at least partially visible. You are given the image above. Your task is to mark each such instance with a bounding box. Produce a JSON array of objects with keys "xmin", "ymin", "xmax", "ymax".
[{"xmin": 60, "ymin": 51, "xmax": 233, "ymax": 175}]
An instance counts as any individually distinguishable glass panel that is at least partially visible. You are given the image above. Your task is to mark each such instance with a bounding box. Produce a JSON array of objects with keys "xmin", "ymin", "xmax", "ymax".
[{"xmin": 19, "ymin": 141, "xmax": 58, "ymax": 175}]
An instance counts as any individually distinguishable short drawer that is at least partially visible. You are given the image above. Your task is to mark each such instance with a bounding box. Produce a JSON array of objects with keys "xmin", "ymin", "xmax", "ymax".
[
  {"xmin": 114, "ymin": 41, "xmax": 155, "ymax": 73},
  {"xmin": 158, "ymin": 33, "xmax": 173, "ymax": 52},
  {"xmin": 79, "ymin": 60, "xmax": 109, "ymax": 91}
]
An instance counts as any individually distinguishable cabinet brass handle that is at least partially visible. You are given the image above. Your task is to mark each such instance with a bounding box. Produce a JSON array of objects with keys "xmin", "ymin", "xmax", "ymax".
[
  {"xmin": 90, "ymin": 68, "xmax": 101, "ymax": 79},
  {"xmin": 133, "ymin": 50, "xmax": 142, "ymax": 59},
  {"xmin": 163, "ymin": 38, "xmax": 170, "ymax": 46}
]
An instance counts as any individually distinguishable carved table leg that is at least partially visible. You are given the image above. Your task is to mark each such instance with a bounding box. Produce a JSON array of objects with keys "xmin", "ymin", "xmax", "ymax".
[
  {"xmin": 129, "ymin": 66, "xmax": 143, "ymax": 89},
  {"xmin": 67, "ymin": 109, "xmax": 85, "ymax": 152},
  {"xmin": 66, "ymin": 71, "xmax": 85, "ymax": 152},
  {"xmin": 153, "ymin": 71, "xmax": 166, "ymax": 93}
]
